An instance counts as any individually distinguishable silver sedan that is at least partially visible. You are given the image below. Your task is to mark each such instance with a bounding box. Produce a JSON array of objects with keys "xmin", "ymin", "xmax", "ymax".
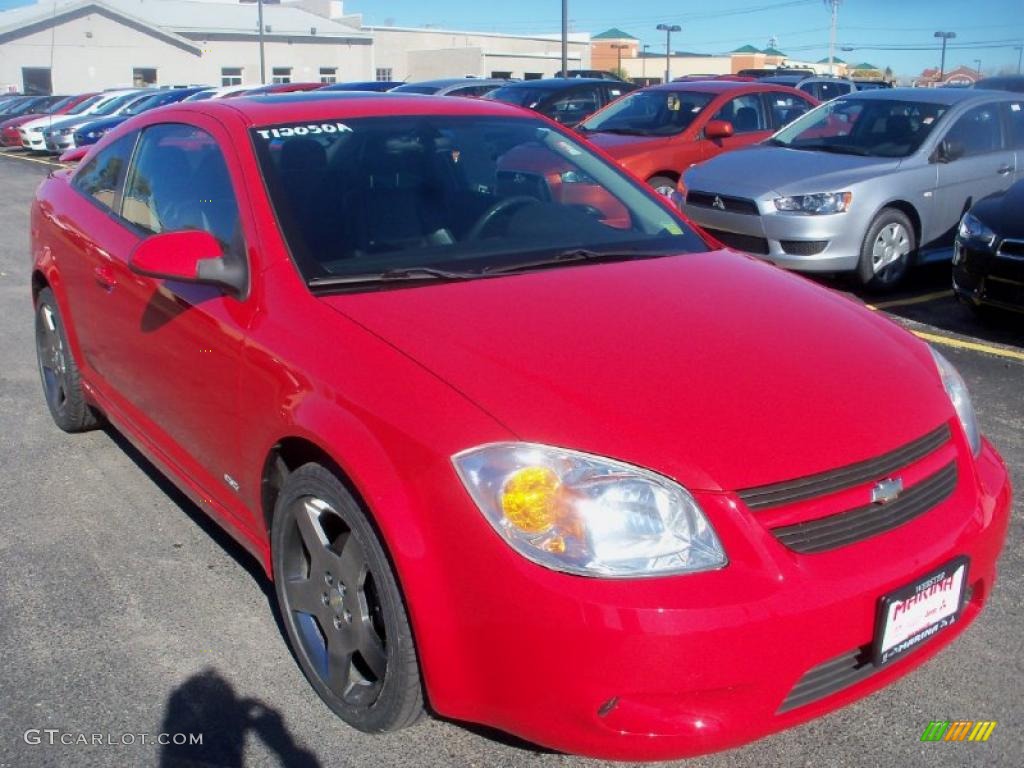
[{"xmin": 681, "ymin": 88, "xmax": 1023, "ymax": 289}]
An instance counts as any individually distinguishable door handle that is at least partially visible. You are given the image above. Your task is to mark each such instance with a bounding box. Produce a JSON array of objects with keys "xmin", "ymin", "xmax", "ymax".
[
  {"xmin": 997, "ymin": 165, "xmax": 1013, "ymax": 175},
  {"xmin": 93, "ymin": 265, "xmax": 117, "ymax": 291}
]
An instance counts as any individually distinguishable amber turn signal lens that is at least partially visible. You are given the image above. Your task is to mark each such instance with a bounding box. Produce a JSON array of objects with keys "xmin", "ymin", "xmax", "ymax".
[{"xmin": 499, "ymin": 466, "xmax": 561, "ymax": 533}]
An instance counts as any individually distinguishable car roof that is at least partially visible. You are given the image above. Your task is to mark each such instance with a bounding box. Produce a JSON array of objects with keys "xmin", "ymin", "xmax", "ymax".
[
  {"xmin": 844, "ymin": 86, "xmax": 1012, "ymax": 106},
  {"xmin": 169, "ymin": 91, "xmax": 541, "ymax": 125},
  {"xmin": 643, "ymin": 80, "xmax": 805, "ymax": 94},
  {"xmin": 396, "ymin": 78, "xmax": 504, "ymax": 88},
  {"xmin": 494, "ymin": 78, "xmax": 614, "ymax": 89}
]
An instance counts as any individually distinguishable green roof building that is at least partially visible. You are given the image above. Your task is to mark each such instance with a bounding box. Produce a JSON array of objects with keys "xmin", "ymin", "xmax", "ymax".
[{"xmin": 593, "ymin": 28, "xmax": 638, "ymax": 40}]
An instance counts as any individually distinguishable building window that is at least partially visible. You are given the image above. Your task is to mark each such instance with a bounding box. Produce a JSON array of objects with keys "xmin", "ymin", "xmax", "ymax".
[
  {"xmin": 491, "ymin": 71, "xmax": 513, "ymax": 79},
  {"xmin": 133, "ymin": 67, "xmax": 157, "ymax": 87},
  {"xmin": 221, "ymin": 67, "xmax": 243, "ymax": 87},
  {"xmin": 21, "ymin": 67, "xmax": 52, "ymax": 95},
  {"xmin": 375, "ymin": 68, "xmax": 393, "ymax": 82},
  {"xmin": 272, "ymin": 67, "xmax": 292, "ymax": 84},
  {"xmin": 523, "ymin": 72, "xmax": 543, "ymax": 80},
  {"xmin": 319, "ymin": 67, "xmax": 337, "ymax": 84}
]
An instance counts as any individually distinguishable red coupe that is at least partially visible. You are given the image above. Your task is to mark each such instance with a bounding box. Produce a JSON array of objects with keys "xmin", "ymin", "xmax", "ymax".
[
  {"xmin": 579, "ymin": 81, "xmax": 818, "ymax": 197},
  {"xmin": 30, "ymin": 93, "xmax": 1010, "ymax": 760}
]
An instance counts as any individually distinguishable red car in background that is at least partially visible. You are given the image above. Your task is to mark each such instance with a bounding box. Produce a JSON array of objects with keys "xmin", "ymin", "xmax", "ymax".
[
  {"xmin": 578, "ymin": 81, "xmax": 817, "ymax": 196},
  {"xmin": 30, "ymin": 94, "xmax": 1010, "ymax": 761},
  {"xmin": 0, "ymin": 93, "xmax": 92, "ymax": 147}
]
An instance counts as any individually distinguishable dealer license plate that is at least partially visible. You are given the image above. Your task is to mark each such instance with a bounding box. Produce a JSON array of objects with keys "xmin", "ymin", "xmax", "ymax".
[{"xmin": 873, "ymin": 556, "xmax": 969, "ymax": 666}]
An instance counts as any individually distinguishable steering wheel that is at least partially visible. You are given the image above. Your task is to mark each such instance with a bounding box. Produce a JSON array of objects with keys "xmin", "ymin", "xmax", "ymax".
[{"xmin": 463, "ymin": 196, "xmax": 540, "ymax": 241}]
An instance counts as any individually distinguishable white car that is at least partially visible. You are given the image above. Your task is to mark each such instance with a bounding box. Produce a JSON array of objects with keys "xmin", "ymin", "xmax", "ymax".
[
  {"xmin": 16, "ymin": 92, "xmax": 113, "ymax": 150},
  {"xmin": 182, "ymin": 84, "xmax": 253, "ymax": 101},
  {"xmin": 36, "ymin": 89, "xmax": 148, "ymax": 152}
]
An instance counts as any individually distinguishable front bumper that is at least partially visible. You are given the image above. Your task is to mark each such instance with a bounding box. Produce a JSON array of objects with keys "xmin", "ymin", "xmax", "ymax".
[
  {"xmin": 20, "ymin": 130, "xmax": 47, "ymax": 150},
  {"xmin": 428, "ymin": 437, "xmax": 1011, "ymax": 760},
  {"xmin": 953, "ymin": 239, "xmax": 1024, "ymax": 314},
  {"xmin": 43, "ymin": 135, "xmax": 74, "ymax": 153},
  {"xmin": 684, "ymin": 198, "xmax": 865, "ymax": 273}
]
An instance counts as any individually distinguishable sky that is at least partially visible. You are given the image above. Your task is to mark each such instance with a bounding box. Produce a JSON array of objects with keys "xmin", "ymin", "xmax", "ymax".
[{"xmin": 1, "ymin": 0, "xmax": 1021, "ymax": 79}]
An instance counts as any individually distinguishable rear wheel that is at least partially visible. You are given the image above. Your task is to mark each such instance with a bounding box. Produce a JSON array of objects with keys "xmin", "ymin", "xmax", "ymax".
[
  {"xmin": 648, "ymin": 175, "xmax": 678, "ymax": 198},
  {"xmin": 34, "ymin": 287, "xmax": 99, "ymax": 432},
  {"xmin": 857, "ymin": 209, "xmax": 915, "ymax": 291},
  {"xmin": 271, "ymin": 463, "xmax": 424, "ymax": 732}
]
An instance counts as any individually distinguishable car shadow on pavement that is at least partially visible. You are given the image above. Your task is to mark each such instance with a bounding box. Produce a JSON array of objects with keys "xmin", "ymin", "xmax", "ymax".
[{"xmin": 158, "ymin": 668, "xmax": 321, "ymax": 768}]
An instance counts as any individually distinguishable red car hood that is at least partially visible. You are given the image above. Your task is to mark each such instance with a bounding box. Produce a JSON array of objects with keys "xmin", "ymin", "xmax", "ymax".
[
  {"xmin": 586, "ymin": 131, "xmax": 673, "ymax": 159},
  {"xmin": 322, "ymin": 251, "xmax": 952, "ymax": 491}
]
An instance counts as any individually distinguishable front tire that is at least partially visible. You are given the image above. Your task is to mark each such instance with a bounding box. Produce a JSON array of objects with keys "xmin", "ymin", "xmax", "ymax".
[
  {"xmin": 34, "ymin": 287, "xmax": 100, "ymax": 432},
  {"xmin": 857, "ymin": 209, "xmax": 915, "ymax": 292},
  {"xmin": 271, "ymin": 463, "xmax": 424, "ymax": 732}
]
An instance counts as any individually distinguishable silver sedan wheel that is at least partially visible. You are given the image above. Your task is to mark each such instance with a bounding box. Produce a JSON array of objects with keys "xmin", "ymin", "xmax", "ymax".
[{"xmin": 870, "ymin": 222, "xmax": 911, "ymax": 274}]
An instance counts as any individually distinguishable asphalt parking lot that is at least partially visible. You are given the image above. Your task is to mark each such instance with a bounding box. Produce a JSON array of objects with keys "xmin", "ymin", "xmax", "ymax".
[{"xmin": 0, "ymin": 149, "xmax": 1020, "ymax": 768}]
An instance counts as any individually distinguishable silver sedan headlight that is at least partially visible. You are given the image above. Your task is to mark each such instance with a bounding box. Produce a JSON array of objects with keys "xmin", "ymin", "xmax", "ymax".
[
  {"xmin": 930, "ymin": 347, "xmax": 981, "ymax": 455},
  {"xmin": 774, "ymin": 192, "xmax": 852, "ymax": 214},
  {"xmin": 453, "ymin": 443, "xmax": 726, "ymax": 578}
]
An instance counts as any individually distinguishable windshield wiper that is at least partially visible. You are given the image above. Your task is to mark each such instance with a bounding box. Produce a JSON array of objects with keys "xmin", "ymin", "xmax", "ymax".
[
  {"xmin": 483, "ymin": 248, "xmax": 671, "ymax": 275},
  {"xmin": 308, "ymin": 266, "xmax": 480, "ymax": 290}
]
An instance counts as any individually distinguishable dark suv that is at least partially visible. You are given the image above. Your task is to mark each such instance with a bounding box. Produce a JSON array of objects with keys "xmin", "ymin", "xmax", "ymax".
[{"xmin": 484, "ymin": 78, "xmax": 636, "ymax": 126}]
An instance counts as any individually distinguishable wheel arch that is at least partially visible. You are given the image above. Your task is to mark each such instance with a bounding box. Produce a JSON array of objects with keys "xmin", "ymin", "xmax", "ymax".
[{"xmin": 875, "ymin": 199, "xmax": 922, "ymax": 249}]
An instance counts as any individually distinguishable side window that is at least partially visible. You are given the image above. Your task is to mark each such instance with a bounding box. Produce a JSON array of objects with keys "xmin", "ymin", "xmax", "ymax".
[
  {"xmin": 765, "ymin": 93, "xmax": 812, "ymax": 129},
  {"xmin": 816, "ymin": 81, "xmax": 850, "ymax": 102},
  {"xmin": 544, "ymin": 86, "xmax": 600, "ymax": 124},
  {"xmin": 121, "ymin": 124, "xmax": 242, "ymax": 250},
  {"xmin": 1004, "ymin": 101, "xmax": 1024, "ymax": 149},
  {"xmin": 713, "ymin": 94, "xmax": 768, "ymax": 134},
  {"xmin": 71, "ymin": 133, "xmax": 137, "ymax": 211},
  {"xmin": 603, "ymin": 84, "xmax": 626, "ymax": 104},
  {"xmin": 943, "ymin": 104, "xmax": 1003, "ymax": 157}
]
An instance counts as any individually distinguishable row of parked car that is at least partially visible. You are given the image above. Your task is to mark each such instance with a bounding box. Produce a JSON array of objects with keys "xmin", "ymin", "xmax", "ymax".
[{"xmin": 4, "ymin": 71, "xmax": 1022, "ymax": 310}]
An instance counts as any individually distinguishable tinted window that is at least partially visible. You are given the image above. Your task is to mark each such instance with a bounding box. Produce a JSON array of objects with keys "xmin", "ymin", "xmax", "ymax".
[
  {"xmin": 713, "ymin": 93, "xmax": 768, "ymax": 133},
  {"xmin": 543, "ymin": 86, "xmax": 601, "ymax": 124},
  {"xmin": 773, "ymin": 97, "xmax": 949, "ymax": 157},
  {"xmin": 580, "ymin": 90, "xmax": 714, "ymax": 137},
  {"xmin": 121, "ymin": 124, "xmax": 241, "ymax": 249},
  {"xmin": 486, "ymin": 85, "xmax": 560, "ymax": 108},
  {"xmin": 943, "ymin": 104, "xmax": 1003, "ymax": 156},
  {"xmin": 1005, "ymin": 101, "xmax": 1024, "ymax": 148},
  {"xmin": 815, "ymin": 81, "xmax": 852, "ymax": 101},
  {"xmin": 764, "ymin": 92, "xmax": 812, "ymax": 129},
  {"xmin": 71, "ymin": 132, "xmax": 137, "ymax": 210},
  {"xmin": 447, "ymin": 84, "xmax": 498, "ymax": 98},
  {"xmin": 251, "ymin": 115, "xmax": 705, "ymax": 282}
]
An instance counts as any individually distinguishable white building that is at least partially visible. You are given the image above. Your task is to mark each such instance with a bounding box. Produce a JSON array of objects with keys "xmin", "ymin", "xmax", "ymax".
[
  {"xmin": 365, "ymin": 26, "xmax": 591, "ymax": 82},
  {"xmin": 0, "ymin": 0, "xmax": 590, "ymax": 93}
]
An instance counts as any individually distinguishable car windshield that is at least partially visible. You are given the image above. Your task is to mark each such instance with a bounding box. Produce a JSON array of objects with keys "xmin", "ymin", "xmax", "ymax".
[
  {"xmin": 92, "ymin": 93, "xmax": 144, "ymax": 116},
  {"xmin": 43, "ymin": 96, "xmax": 74, "ymax": 113},
  {"xmin": 771, "ymin": 97, "xmax": 949, "ymax": 157},
  {"xmin": 67, "ymin": 94, "xmax": 104, "ymax": 114},
  {"xmin": 580, "ymin": 90, "xmax": 714, "ymax": 136},
  {"xmin": 390, "ymin": 85, "xmax": 439, "ymax": 95},
  {"xmin": 485, "ymin": 86, "xmax": 560, "ymax": 108},
  {"xmin": 123, "ymin": 91, "xmax": 184, "ymax": 115},
  {"xmin": 252, "ymin": 114, "xmax": 705, "ymax": 286}
]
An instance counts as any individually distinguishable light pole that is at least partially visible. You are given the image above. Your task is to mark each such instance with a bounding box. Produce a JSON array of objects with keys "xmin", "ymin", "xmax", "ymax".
[
  {"xmin": 611, "ymin": 43, "xmax": 629, "ymax": 79},
  {"xmin": 561, "ymin": 0, "xmax": 568, "ymax": 77},
  {"xmin": 823, "ymin": 0, "xmax": 842, "ymax": 75},
  {"xmin": 934, "ymin": 31, "xmax": 956, "ymax": 81},
  {"xmin": 656, "ymin": 23, "xmax": 681, "ymax": 83},
  {"xmin": 257, "ymin": 0, "xmax": 266, "ymax": 84}
]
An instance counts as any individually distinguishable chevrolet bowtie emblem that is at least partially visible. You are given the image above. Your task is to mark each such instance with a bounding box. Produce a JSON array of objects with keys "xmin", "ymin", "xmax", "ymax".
[{"xmin": 871, "ymin": 477, "xmax": 904, "ymax": 505}]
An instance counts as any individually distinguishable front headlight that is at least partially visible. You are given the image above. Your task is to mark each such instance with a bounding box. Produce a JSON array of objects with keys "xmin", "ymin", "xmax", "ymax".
[
  {"xmin": 957, "ymin": 212, "xmax": 995, "ymax": 246},
  {"xmin": 774, "ymin": 192, "xmax": 852, "ymax": 214},
  {"xmin": 453, "ymin": 443, "xmax": 726, "ymax": 578},
  {"xmin": 930, "ymin": 347, "xmax": 981, "ymax": 456}
]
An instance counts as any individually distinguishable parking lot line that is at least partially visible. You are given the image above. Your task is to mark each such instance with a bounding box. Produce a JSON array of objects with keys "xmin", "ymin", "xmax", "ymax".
[
  {"xmin": 911, "ymin": 330, "xmax": 1024, "ymax": 363},
  {"xmin": 866, "ymin": 290, "xmax": 953, "ymax": 310},
  {"xmin": 0, "ymin": 150, "xmax": 63, "ymax": 169}
]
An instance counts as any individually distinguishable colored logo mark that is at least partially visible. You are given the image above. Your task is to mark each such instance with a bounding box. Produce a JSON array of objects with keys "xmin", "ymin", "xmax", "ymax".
[{"xmin": 921, "ymin": 721, "xmax": 997, "ymax": 742}]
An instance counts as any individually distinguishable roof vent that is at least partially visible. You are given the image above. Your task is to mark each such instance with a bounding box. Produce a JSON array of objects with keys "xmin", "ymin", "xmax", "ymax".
[{"xmin": 311, "ymin": 27, "xmax": 317, "ymax": 35}]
